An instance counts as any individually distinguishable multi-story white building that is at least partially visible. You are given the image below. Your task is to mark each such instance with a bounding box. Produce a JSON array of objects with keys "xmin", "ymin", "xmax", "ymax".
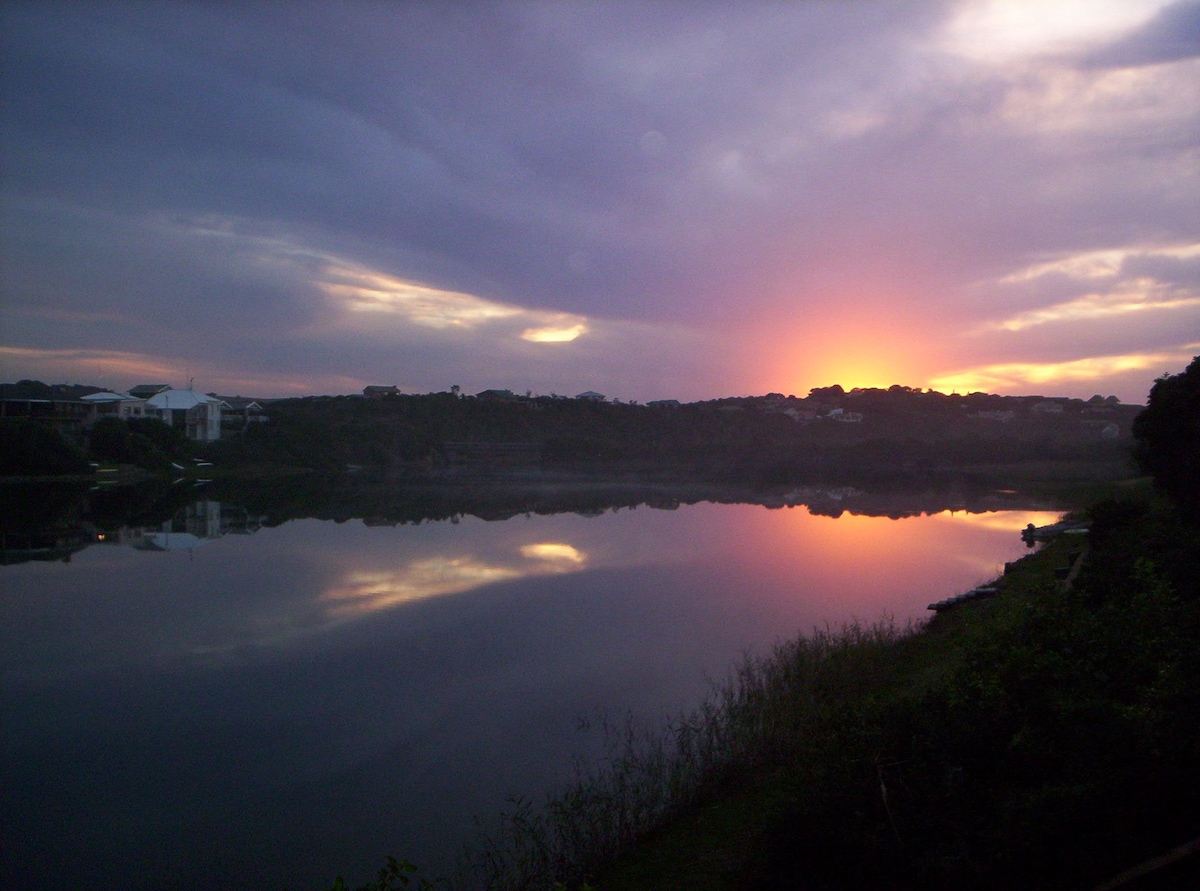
[{"xmin": 144, "ymin": 389, "xmax": 223, "ymax": 441}]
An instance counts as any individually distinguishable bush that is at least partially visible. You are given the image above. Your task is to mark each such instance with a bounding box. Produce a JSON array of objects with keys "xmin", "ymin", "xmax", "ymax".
[
  {"xmin": 0, "ymin": 419, "xmax": 91, "ymax": 476},
  {"xmin": 127, "ymin": 417, "xmax": 195, "ymax": 461}
]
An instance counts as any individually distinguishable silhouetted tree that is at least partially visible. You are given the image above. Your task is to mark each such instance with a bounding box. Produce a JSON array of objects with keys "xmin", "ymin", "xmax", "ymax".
[{"xmin": 1132, "ymin": 356, "xmax": 1200, "ymax": 516}]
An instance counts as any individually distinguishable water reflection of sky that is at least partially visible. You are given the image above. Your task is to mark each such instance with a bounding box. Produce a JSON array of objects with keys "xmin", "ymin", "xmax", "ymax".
[{"xmin": 1, "ymin": 501, "xmax": 1059, "ymax": 890}]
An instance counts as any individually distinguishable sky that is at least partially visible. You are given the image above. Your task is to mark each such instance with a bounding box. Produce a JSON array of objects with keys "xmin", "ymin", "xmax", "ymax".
[{"xmin": 1, "ymin": 0, "xmax": 1198, "ymax": 403}]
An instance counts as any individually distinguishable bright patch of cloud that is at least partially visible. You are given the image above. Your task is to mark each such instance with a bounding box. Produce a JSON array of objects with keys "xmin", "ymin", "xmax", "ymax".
[
  {"xmin": 929, "ymin": 343, "xmax": 1200, "ymax": 393},
  {"xmin": 175, "ymin": 219, "xmax": 596, "ymax": 345},
  {"xmin": 520, "ymin": 322, "xmax": 589, "ymax": 343},
  {"xmin": 317, "ymin": 262, "xmax": 592, "ymax": 342},
  {"xmin": 319, "ymin": 266, "xmax": 521, "ymax": 328},
  {"xmin": 940, "ymin": 0, "xmax": 1173, "ymax": 62},
  {"xmin": 520, "ymin": 542, "xmax": 587, "ymax": 565}
]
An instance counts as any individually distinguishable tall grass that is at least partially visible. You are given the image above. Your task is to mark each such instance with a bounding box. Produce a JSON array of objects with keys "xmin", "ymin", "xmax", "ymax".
[{"xmin": 453, "ymin": 619, "xmax": 913, "ymax": 890}]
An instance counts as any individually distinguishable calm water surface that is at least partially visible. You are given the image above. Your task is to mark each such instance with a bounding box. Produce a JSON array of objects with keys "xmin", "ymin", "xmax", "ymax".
[{"xmin": 2, "ymin": 497, "xmax": 1057, "ymax": 889}]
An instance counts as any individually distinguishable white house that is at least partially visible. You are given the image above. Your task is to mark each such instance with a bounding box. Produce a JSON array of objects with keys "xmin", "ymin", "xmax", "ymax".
[
  {"xmin": 145, "ymin": 389, "xmax": 223, "ymax": 441},
  {"xmin": 80, "ymin": 391, "xmax": 147, "ymax": 421}
]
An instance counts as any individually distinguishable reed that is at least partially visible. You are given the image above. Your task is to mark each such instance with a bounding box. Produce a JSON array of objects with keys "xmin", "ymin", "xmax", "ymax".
[{"xmin": 453, "ymin": 618, "xmax": 913, "ymax": 890}]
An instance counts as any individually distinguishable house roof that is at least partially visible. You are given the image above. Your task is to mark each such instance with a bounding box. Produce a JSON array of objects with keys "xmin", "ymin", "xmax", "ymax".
[
  {"xmin": 81, "ymin": 391, "xmax": 140, "ymax": 403},
  {"xmin": 208, "ymin": 394, "xmax": 264, "ymax": 410},
  {"xmin": 145, "ymin": 389, "xmax": 222, "ymax": 409}
]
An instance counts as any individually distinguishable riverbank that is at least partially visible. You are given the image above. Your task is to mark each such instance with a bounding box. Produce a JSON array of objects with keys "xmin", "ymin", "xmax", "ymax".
[{"xmin": 452, "ymin": 487, "xmax": 1200, "ymax": 891}]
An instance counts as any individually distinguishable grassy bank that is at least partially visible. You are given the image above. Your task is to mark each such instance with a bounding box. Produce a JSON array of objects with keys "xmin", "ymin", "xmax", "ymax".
[{"xmin": 447, "ymin": 491, "xmax": 1199, "ymax": 891}]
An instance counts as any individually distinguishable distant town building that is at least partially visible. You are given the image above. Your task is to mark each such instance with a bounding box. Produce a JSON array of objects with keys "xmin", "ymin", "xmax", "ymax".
[
  {"xmin": 1031, "ymin": 400, "xmax": 1065, "ymax": 414},
  {"xmin": 647, "ymin": 399, "xmax": 681, "ymax": 408},
  {"xmin": 209, "ymin": 395, "xmax": 269, "ymax": 430},
  {"xmin": 363, "ymin": 385, "xmax": 400, "ymax": 398},
  {"xmin": 784, "ymin": 408, "xmax": 818, "ymax": 422},
  {"xmin": 973, "ymin": 410, "xmax": 1015, "ymax": 422},
  {"xmin": 476, "ymin": 389, "xmax": 518, "ymax": 401},
  {"xmin": 144, "ymin": 389, "xmax": 223, "ymax": 441},
  {"xmin": 576, "ymin": 391, "xmax": 606, "ymax": 402}
]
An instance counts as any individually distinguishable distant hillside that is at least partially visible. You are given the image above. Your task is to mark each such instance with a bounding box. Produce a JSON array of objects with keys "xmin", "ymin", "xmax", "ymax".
[
  {"xmin": 202, "ymin": 385, "xmax": 1143, "ymax": 486},
  {"xmin": 1, "ymin": 379, "xmax": 1144, "ymax": 485}
]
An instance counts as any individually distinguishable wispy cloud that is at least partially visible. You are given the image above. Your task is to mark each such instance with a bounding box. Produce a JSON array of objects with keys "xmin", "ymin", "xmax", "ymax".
[
  {"xmin": 975, "ymin": 242, "xmax": 1200, "ymax": 332},
  {"xmin": 929, "ymin": 343, "xmax": 1200, "ymax": 394},
  {"xmin": 0, "ymin": 346, "xmax": 182, "ymax": 383},
  {"xmin": 983, "ymin": 285, "xmax": 1200, "ymax": 332},
  {"xmin": 320, "ymin": 266, "xmax": 522, "ymax": 328},
  {"xmin": 258, "ymin": 243, "xmax": 596, "ymax": 344},
  {"xmin": 999, "ymin": 243, "xmax": 1200, "ymax": 284},
  {"xmin": 0, "ymin": 346, "xmax": 362, "ymax": 396}
]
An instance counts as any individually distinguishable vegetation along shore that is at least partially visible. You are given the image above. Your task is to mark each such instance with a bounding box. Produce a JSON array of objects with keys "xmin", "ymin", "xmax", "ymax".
[{"xmin": 313, "ymin": 359, "xmax": 1199, "ymax": 891}]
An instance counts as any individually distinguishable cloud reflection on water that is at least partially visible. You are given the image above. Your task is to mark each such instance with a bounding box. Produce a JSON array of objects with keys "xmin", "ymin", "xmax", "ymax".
[{"xmin": 322, "ymin": 541, "xmax": 589, "ymax": 619}]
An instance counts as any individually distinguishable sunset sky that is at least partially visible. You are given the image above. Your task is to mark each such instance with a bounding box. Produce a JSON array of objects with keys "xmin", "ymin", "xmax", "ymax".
[{"xmin": 2, "ymin": 1, "xmax": 1197, "ymax": 402}]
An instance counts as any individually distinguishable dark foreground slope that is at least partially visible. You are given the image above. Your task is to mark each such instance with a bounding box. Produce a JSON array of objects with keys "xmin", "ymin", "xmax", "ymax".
[{"xmin": 578, "ymin": 493, "xmax": 1200, "ymax": 891}]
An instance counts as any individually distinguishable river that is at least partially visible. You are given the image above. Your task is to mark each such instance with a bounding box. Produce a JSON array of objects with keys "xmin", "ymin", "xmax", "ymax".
[{"xmin": 1, "ymin": 486, "xmax": 1061, "ymax": 889}]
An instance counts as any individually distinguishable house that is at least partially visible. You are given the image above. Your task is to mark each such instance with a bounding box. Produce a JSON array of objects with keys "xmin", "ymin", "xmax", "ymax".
[
  {"xmin": 784, "ymin": 408, "xmax": 818, "ymax": 422},
  {"xmin": 647, "ymin": 399, "xmax": 680, "ymax": 408},
  {"xmin": 363, "ymin": 385, "xmax": 400, "ymax": 398},
  {"xmin": 476, "ymin": 389, "xmax": 517, "ymax": 401},
  {"xmin": 80, "ymin": 391, "xmax": 147, "ymax": 422},
  {"xmin": 144, "ymin": 389, "xmax": 223, "ymax": 441},
  {"xmin": 0, "ymin": 391, "xmax": 91, "ymax": 438},
  {"xmin": 576, "ymin": 391, "xmax": 606, "ymax": 402},
  {"xmin": 209, "ymin": 395, "xmax": 269, "ymax": 430}
]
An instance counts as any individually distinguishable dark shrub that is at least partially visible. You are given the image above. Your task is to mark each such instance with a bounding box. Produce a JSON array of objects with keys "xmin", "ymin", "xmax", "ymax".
[{"xmin": 0, "ymin": 419, "xmax": 91, "ymax": 476}]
